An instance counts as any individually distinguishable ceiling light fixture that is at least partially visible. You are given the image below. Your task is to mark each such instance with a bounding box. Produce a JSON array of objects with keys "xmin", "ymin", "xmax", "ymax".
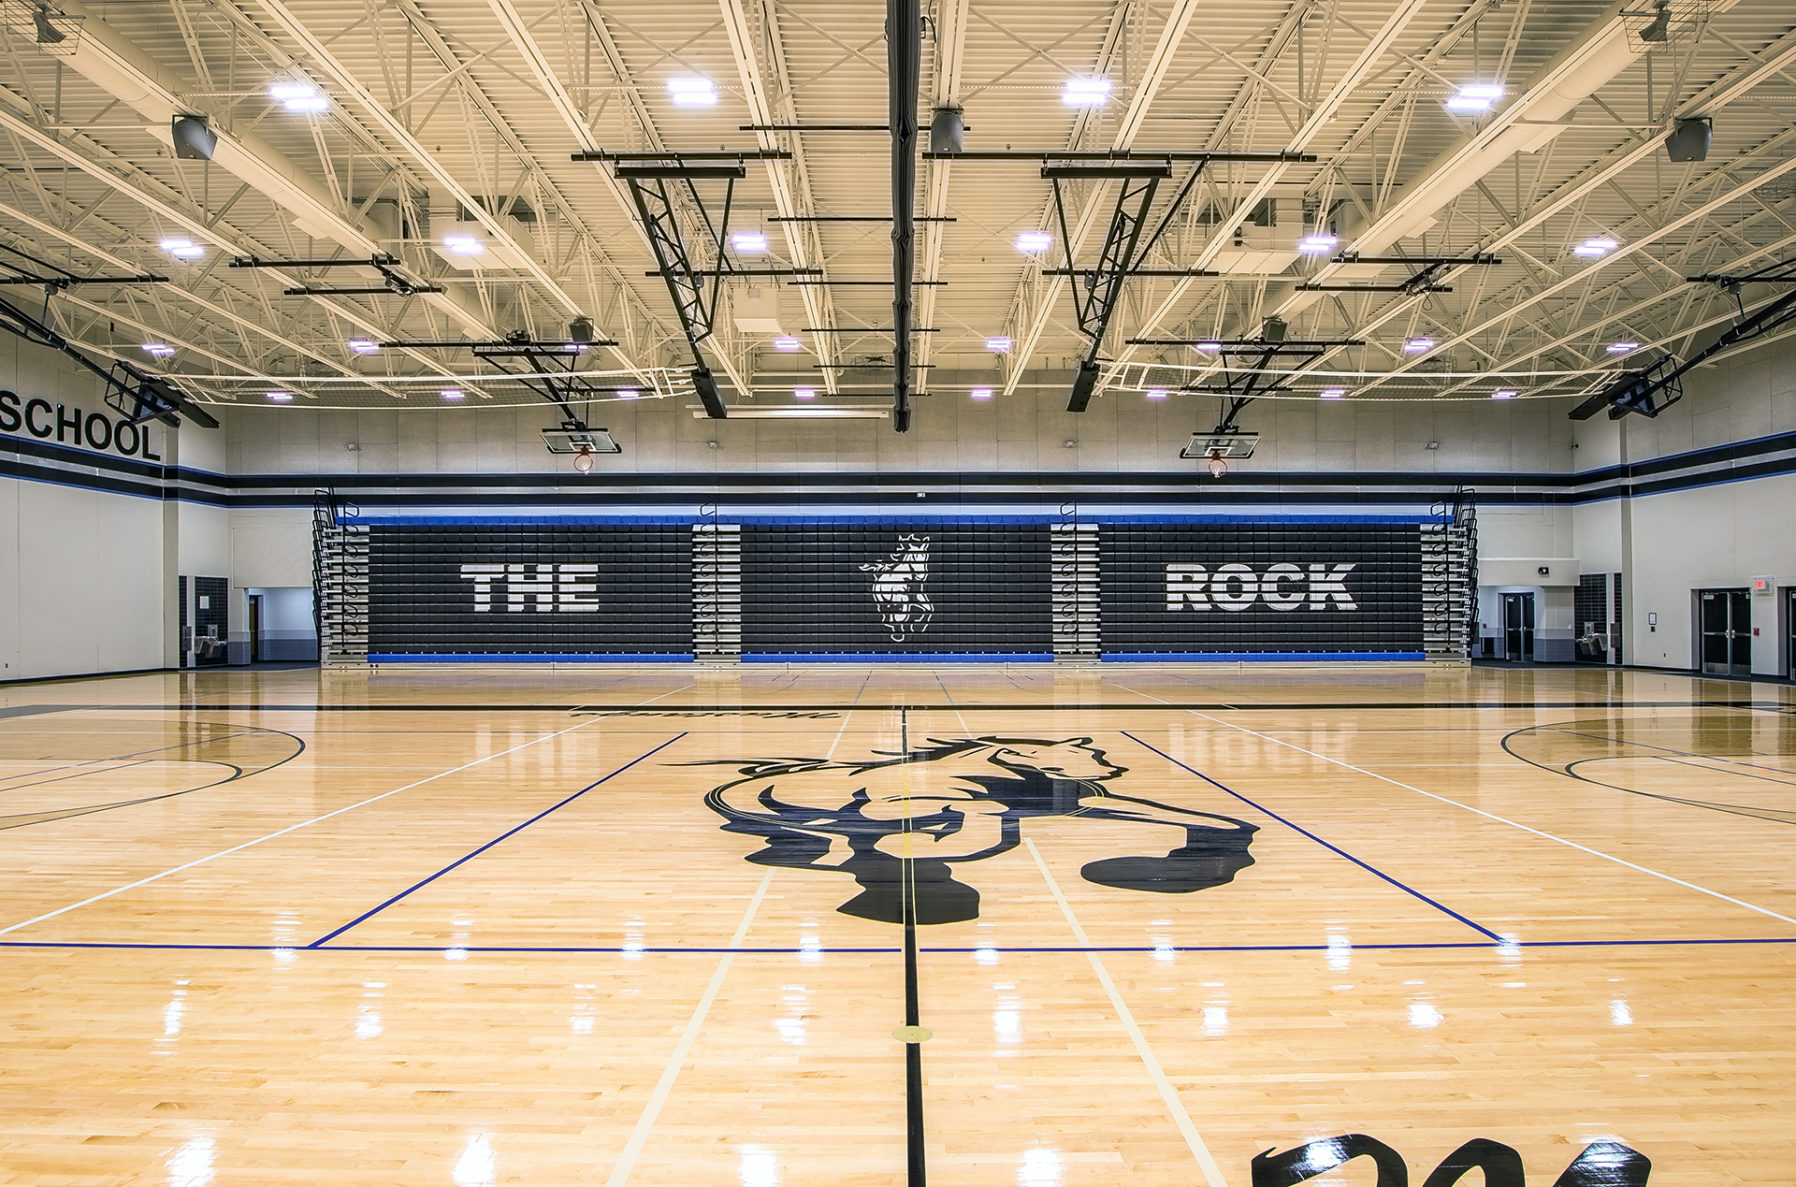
[
  {"xmin": 1606, "ymin": 341, "xmax": 1640, "ymax": 355},
  {"xmin": 1403, "ymin": 337, "xmax": 1436, "ymax": 354},
  {"xmin": 730, "ymin": 230, "xmax": 768, "ymax": 253},
  {"xmin": 269, "ymin": 82, "xmax": 328, "ymax": 114},
  {"xmin": 985, "ymin": 335, "xmax": 1012, "ymax": 353},
  {"xmin": 1574, "ymin": 236, "xmax": 1619, "ymax": 259},
  {"xmin": 1320, "ymin": 386, "xmax": 1346, "ymax": 400},
  {"xmin": 1015, "ymin": 230, "xmax": 1052, "ymax": 254},
  {"xmin": 1194, "ymin": 340, "xmax": 1222, "ymax": 354},
  {"xmin": 1446, "ymin": 83, "xmax": 1504, "ymax": 114},
  {"xmin": 1297, "ymin": 233, "xmax": 1339, "ymax": 255},
  {"xmin": 772, "ymin": 335, "xmax": 802, "ymax": 352},
  {"xmin": 442, "ymin": 234, "xmax": 485, "ymax": 257},
  {"xmin": 970, "ymin": 387, "xmax": 992, "ymax": 401},
  {"xmin": 616, "ymin": 388, "xmax": 640, "ymax": 399},
  {"xmin": 793, "ymin": 387, "xmax": 816, "ymax": 400},
  {"xmin": 667, "ymin": 76, "xmax": 718, "ymax": 107},
  {"xmin": 1492, "ymin": 387, "xmax": 1519, "ymax": 400},
  {"xmin": 439, "ymin": 388, "xmax": 464, "ymax": 400},
  {"xmin": 266, "ymin": 390, "xmax": 293, "ymax": 403},
  {"xmin": 141, "ymin": 342, "xmax": 175, "ymax": 358},
  {"xmin": 1062, "ymin": 78, "xmax": 1112, "ymax": 107},
  {"xmin": 1146, "ymin": 387, "xmax": 1167, "ymax": 400},
  {"xmin": 159, "ymin": 237, "xmax": 204, "ymax": 260},
  {"xmin": 347, "ymin": 338, "xmax": 379, "ymax": 354}
]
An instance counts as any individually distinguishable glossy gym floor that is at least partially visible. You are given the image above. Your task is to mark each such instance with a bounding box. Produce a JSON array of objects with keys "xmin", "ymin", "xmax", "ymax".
[{"xmin": 1, "ymin": 664, "xmax": 1791, "ymax": 1185}]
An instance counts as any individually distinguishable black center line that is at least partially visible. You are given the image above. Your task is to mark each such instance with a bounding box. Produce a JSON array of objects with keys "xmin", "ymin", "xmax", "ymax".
[{"xmin": 899, "ymin": 706, "xmax": 927, "ymax": 1187}]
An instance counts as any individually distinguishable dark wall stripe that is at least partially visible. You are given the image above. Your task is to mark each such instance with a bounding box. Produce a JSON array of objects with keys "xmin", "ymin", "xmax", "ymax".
[{"xmin": 10, "ymin": 427, "xmax": 1796, "ymax": 510}]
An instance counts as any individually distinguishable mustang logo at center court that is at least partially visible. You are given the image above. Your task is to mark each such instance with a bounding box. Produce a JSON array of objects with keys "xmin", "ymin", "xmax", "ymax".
[{"xmin": 702, "ymin": 736, "xmax": 1257, "ymax": 924}]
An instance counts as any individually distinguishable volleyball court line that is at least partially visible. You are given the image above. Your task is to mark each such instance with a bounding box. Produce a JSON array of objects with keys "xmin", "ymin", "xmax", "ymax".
[{"xmin": 0, "ymin": 685, "xmax": 691, "ymax": 939}]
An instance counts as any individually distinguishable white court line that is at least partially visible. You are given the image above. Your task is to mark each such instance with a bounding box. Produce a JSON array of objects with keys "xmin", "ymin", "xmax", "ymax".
[
  {"xmin": 1023, "ymin": 838, "xmax": 1232, "ymax": 1187},
  {"xmin": 1117, "ymin": 684, "xmax": 1796, "ymax": 930},
  {"xmin": 604, "ymin": 868, "xmax": 774, "ymax": 1187},
  {"xmin": 823, "ymin": 709, "xmax": 856, "ymax": 760},
  {"xmin": 0, "ymin": 687, "xmax": 687, "ymax": 938}
]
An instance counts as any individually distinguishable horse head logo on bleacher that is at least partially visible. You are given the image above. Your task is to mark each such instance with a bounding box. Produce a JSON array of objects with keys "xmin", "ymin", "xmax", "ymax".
[
  {"xmin": 861, "ymin": 534, "xmax": 934, "ymax": 642},
  {"xmin": 700, "ymin": 736, "xmax": 1258, "ymax": 924}
]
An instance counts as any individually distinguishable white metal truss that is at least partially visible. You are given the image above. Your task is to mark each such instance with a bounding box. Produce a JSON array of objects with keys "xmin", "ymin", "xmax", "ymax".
[{"xmin": 0, "ymin": 1, "xmax": 1791, "ymax": 414}]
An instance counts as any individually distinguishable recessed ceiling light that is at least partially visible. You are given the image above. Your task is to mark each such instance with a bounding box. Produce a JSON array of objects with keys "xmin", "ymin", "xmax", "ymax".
[
  {"xmin": 159, "ymin": 237, "xmax": 204, "ymax": 259},
  {"xmin": 772, "ymin": 335, "xmax": 802, "ymax": 352},
  {"xmin": 347, "ymin": 338, "xmax": 379, "ymax": 354},
  {"xmin": 1574, "ymin": 236, "xmax": 1619, "ymax": 259},
  {"xmin": 266, "ymin": 390, "xmax": 294, "ymax": 402},
  {"xmin": 1297, "ymin": 233, "xmax": 1339, "ymax": 254},
  {"xmin": 1403, "ymin": 336, "xmax": 1436, "ymax": 354},
  {"xmin": 442, "ymin": 234, "xmax": 484, "ymax": 257},
  {"xmin": 1062, "ymin": 77, "xmax": 1112, "ymax": 107},
  {"xmin": 667, "ymin": 76, "xmax": 717, "ymax": 107},
  {"xmin": 1320, "ymin": 386, "xmax": 1346, "ymax": 400},
  {"xmin": 1446, "ymin": 83, "xmax": 1504, "ymax": 114},
  {"xmin": 1492, "ymin": 387, "xmax": 1519, "ymax": 400},
  {"xmin": 1146, "ymin": 387, "xmax": 1167, "ymax": 400},
  {"xmin": 970, "ymin": 387, "xmax": 993, "ymax": 400},
  {"xmin": 141, "ymin": 342, "xmax": 175, "ymax": 357},
  {"xmin": 730, "ymin": 230, "xmax": 768, "ymax": 253},
  {"xmin": 439, "ymin": 388, "xmax": 464, "ymax": 400},
  {"xmin": 1606, "ymin": 341, "xmax": 1640, "ymax": 355},
  {"xmin": 793, "ymin": 387, "xmax": 816, "ymax": 400},
  {"xmin": 1015, "ymin": 230, "xmax": 1052, "ymax": 253},
  {"xmin": 985, "ymin": 335, "xmax": 1012, "ymax": 353}
]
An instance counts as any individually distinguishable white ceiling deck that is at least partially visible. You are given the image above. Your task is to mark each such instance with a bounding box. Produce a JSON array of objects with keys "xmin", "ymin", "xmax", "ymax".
[{"xmin": 0, "ymin": 0, "xmax": 1792, "ymax": 423}]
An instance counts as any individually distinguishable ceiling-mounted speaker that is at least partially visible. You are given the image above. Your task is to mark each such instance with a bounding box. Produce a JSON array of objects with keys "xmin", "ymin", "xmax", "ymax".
[
  {"xmin": 929, "ymin": 107, "xmax": 965, "ymax": 155},
  {"xmin": 171, "ymin": 115, "xmax": 217, "ymax": 161},
  {"xmin": 1665, "ymin": 116, "xmax": 1712, "ymax": 163}
]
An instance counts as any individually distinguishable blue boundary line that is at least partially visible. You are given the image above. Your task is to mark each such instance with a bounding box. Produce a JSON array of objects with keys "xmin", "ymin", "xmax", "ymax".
[
  {"xmin": 1122, "ymin": 730, "xmax": 1505, "ymax": 942},
  {"xmin": 305, "ymin": 733, "xmax": 686, "ymax": 947},
  {"xmin": 3, "ymin": 937, "xmax": 1792, "ymax": 954}
]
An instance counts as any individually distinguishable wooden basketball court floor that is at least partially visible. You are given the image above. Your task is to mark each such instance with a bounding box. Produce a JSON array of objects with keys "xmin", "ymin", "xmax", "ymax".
[{"xmin": 1, "ymin": 664, "xmax": 1792, "ymax": 1185}]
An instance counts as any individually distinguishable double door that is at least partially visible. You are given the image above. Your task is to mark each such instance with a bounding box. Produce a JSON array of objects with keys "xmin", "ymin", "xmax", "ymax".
[
  {"xmin": 1698, "ymin": 589, "xmax": 1751, "ymax": 676},
  {"xmin": 1501, "ymin": 592, "xmax": 1534, "ymax": 663}
]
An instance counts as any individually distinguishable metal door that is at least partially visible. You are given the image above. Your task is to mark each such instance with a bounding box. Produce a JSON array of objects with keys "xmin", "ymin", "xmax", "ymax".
[
  {"xmin": 1501, "ymin": 592, "xmax": 1535, "ymax": 662},
  {"xmin": 1698, "ymin": 589, "xmax": 1751, "ymax": 676}
]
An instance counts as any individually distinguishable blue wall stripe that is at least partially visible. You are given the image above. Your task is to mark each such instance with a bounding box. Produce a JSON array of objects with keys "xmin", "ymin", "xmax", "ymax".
[
  {"xmin": 366, "ymin": 652, "xmax": 694, "ymax": 663},
  {"xmin": 1102, "ymin": 651, "xmax": 1427, "ymax": 662},
  {"xmin": 740, "ymin": 652, "xmax": 1057, "ymax": 663}
]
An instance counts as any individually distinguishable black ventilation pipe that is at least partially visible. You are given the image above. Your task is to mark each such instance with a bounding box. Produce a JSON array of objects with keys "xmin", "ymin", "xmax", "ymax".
[{"xmin": 887, "ymin": 0, "xmax": 921, "ymax": 432}]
